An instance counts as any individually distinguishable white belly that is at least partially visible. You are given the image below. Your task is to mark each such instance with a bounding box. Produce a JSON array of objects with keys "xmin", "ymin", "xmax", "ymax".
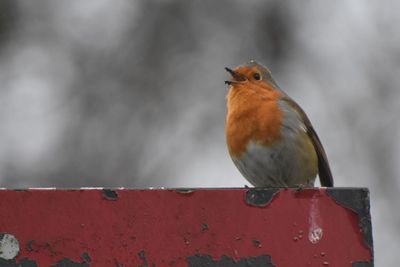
[{"xmin": 231, "ymin": 137, "xmax": 317, "ymax": 187}]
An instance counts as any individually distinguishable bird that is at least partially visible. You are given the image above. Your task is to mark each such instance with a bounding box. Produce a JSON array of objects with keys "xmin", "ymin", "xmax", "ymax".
[{"xmin": 225, "ymin": 60, "xmax": 333, "ymax": 187}]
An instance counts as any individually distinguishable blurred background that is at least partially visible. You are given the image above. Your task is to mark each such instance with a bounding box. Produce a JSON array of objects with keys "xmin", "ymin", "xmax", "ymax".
[{"xmin": 0, "ymin": 0, "xmax": 398, "ymax": 265}]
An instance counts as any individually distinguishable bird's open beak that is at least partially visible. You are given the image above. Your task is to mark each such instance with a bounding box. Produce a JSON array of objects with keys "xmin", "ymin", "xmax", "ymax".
[{"xmin": 225, "ymin": 67, "xmax": 247, "ymax": 85}]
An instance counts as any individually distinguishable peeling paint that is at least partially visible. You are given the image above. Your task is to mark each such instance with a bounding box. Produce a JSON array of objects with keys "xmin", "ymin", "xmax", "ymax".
[
  {"xmin": 0, "ymin": 258, "xmax": 37, "ymax": 267},
  {"xmin": 138, "ymin": 250, "xmax": 149, "ymax": 267},
  {"xmin": 0, "ymin": 234, "xmax": 19, "ymax": 260},
  {"xmin": 186, "ymin": 254, "xmax": 275, "ymax": 267},
  {"xmin": 50, "ymin": 258, "xmax": 90, "ymax": 267},
  {"xmin": 175, "ymin": 189, "xmax": 195, "ymax": 195},
  {"xmin": 201, "ymin": 223, "xmax": 209, "ymax": 233},
  {"xmin": 113, "ymin": 258, "xmax": 124, "ymax": 267},
  {"xmin": 245, "ymin": 188, "xmax": 280, "ymax": 207},
  {"xmin": 26, "ymin": 241, "xmax": 34, "ymax": 252},
  {"xmin": 80, "ymin": 252, "xmax": 91, "ymax": 263},
  {"xmin": 102, "ymin": 189, "xmax": 118, "ymax": 200},
  {"xmin": 252, "ymin": 239, "xmax": 262, "ymax": 248},
  {"xmin": 22, "ymin": 240, "xmax": 56, "ymax": 256},
  {"xmin": 326, "ymin": 188, "xmax": 373, "ymax": 250},
  {"xmin": 352, "ymin": 261, "xmax": 373, "ymax": 267},
  {"xmin": 0, "ymin": 188, "xmax": 373, "ymax": 266}
]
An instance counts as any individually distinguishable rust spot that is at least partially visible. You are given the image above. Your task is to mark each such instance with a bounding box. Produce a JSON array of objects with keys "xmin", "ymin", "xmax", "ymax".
[
  {"xmin": 187, "ymin": 254, "xmax": 275, "ymax": 267},
  {"xmin": 102, "ymin": 189, "xmax": 118, "ymax": 200},
  {"xmin": 246, "ymin": 188, "xmax": 281, "ymax": 207}
]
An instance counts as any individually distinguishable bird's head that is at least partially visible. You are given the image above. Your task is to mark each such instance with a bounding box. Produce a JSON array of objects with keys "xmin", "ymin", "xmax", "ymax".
[{"xmin": 225, "ymin": 60, "xmax": 279, "ymax": 91}]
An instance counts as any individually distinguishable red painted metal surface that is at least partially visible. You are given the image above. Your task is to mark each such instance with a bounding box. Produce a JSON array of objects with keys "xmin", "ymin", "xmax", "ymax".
[{"xmin": 0, "ymin": 188, "xmax": 373, "ymax": 266}]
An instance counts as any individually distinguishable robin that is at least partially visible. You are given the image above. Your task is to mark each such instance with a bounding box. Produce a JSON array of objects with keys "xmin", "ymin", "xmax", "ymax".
[{"xmin": 225, "ymin": 60, "xmax": 333, "ymax": 187}]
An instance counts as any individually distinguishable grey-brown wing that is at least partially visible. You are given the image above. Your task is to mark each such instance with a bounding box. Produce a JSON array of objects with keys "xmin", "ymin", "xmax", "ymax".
[{"xmin": 281, "ymin": 97, "xmax": 334, "ymax": 187}]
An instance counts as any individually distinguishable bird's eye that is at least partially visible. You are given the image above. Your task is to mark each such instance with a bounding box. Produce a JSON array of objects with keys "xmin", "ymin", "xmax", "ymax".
[{"xmin": 253, "ymin": 73, "xmax": 261, "ymax": 80}]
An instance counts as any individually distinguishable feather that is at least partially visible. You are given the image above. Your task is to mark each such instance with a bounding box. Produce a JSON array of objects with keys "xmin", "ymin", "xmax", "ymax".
[{"xmin": 281, "ymin": 97, "xmax": 334, "ymax": 187}]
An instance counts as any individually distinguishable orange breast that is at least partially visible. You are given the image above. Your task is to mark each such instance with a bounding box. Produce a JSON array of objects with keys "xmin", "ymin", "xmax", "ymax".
[{"xmin": 226, "ymin": 82, "xmax": 283, "ymax": 157}]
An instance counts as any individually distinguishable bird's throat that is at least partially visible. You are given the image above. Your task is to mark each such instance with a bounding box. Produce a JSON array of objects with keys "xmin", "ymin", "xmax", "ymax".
[{"xmin": 226, "ymin": 85, "xmax": 283, "ymax": 157}]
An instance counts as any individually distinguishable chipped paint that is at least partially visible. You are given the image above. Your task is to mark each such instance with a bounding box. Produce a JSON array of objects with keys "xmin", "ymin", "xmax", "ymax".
[
  {"xmin": 79, "ymin": 187, "xmax": 105, "ymax": 190},
  {"xmin": 245, "ymin": 188, "xmax": 280, "ymax": 207},
  {"xmin": 0, "ymin": 257, "xmax": 89, "ymax": 267},
  {"xmin": 326, "ymin": 188, "xmax": 373, "ymax": 250},
  {"xmin": 352, "ymin": 261, "xmax": 373, "ymax": 267},
  {"xmin": 113, "ymin": 259, "xmax": 123, "ymax": 267},
  {"xmin": 26, "ymin": 241, "xmax": 34, "ymax": 252},
  {"xmin": 50, "ymin": 258, "xmax": 90, "ymax": 266},
  {"xmin": 102, "ymin": 189, "xmax": 118, "ymax": 200},
  {"xmin": 80, "ymin": 252, "xmax": 90, "ymax": 264},
  {"xmin": 201, "ymin": 223, "xmax": 209, "ymax": 233},
  {"xmin": 187, "ymin": 254, "xmax": 275, "ymax": 267},
  {"xmin": 138, "ymin": 250, "xmax": 153, "ymax": 267},
  {"xmin": 0, "ymin": 188, "xmax": 373, "ymax": 266},
  {"xmin": 0, "ymin": 258, "xmax": 37, "ymax": 267},
  {"xmin": 252, "ymin": 239, "xmax": 262, "ymax": 248},
  {"xmin": 29, "ymin": 188, "xmax": 57, "ymax": 190},
  {"xmin": 175, "ymin": 188, "xmax": 196, "ymax": 195},
  {"xmin": 0, "ymin": 234, "xmax": 19, "ymax": 260}
]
